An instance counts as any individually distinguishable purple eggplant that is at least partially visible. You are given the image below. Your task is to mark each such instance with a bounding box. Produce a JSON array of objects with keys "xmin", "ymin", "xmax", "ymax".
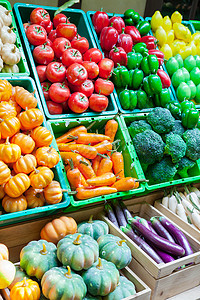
[
  {"xmin": 152, "ymin": 246, "xmax": 175, "ymax": 263},
  {"xmin": 129, "ymin": 218, "xmax": 185, "ymax": 257},
  {"xmin": 159, "ymin": 216, "xmax": 193, "ymax": 256},
  {"xmin": 147, "ymin": 221, "xmax": 158, "ymax": 235},
  {"xmin": 104, "ymin": 203, "xmax": 119, "ymax": 228},
  {"xmin": 112, "ymin": 199, "xmax": 127, "ymax": 227},
  {"xmin": 120, "ymin": 201, "xmax": 133, "ymax": 221},
  {"xmin": 150, "ymin": 217, "xmax": 175, "ymax": 243},
  {"xmin": 121, "ymin": 225, "xmax": 164, "ymax": 264}
]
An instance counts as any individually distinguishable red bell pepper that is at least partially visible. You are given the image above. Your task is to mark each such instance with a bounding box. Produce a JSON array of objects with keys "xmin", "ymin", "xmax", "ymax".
[
  {"xmin": 148, "ymin": 49, "xmax": 164, "ymax": 59},
  {"xmin": 141, "ymin": 36, "xmax": 158, "ymax": 50},
  {"xmin": 157, "ymin": 69, "xmax": 171, "ymax": 88},
  {"xmin": 157, "ymin": 58, "xmax": 164, "ymax": 66},
  {"xmin": 109, "ymin": 16, "xmax": 125, "ymax": 34},
  {"xmin": 109, "ymin": 46, "xmax": 127, "ymax": 67},
  {"xmin": 100, "ymin": 25, "xmax": 119, "ymax": 51},
  {"xmin": 92, "ymin": 10, "xmax": 109, "ymax": 34},
  {"xmin": 116, "ymin": 28, "xmax": 133, "ymax": 53},
  {"xmin": 124, "ymin": 26, "xmax": 141, "ymax": 45}
]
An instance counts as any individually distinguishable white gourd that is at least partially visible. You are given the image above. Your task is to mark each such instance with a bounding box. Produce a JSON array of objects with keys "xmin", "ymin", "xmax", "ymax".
[
  {"xmin": 1, "ymin": 43, "xmax": 21, "ymax": 65},
  {"xmin": 162, "ymin": 194, "xmax": 169, "ymax": 208},
  {"xmin": 1, "ymin": 63, "xmax": 19, "ymax": 73},
  {"xmin": 168, "ymin": 194, "xmax": 177, "ymax": 213},
  {"xmin": 0, "ymin": 5, "xmax": 7, "ymax": 12},
  {"xmin": 0, "ymin": 56, "xmax": 3, "ymax": 71},
  {"xmin": 0, "ymin": 38, "xmax": 3, "ymax": 51},
  {"xmin": 0, "ymin": 9, "xmax": 12, "ymax": 26},
  {"xmin": 1, "ymin": 26, "xmax": 16, "ymax": 44},
  {"xmin": 176, "ymin": 203, "xmax": 188, "ymax": 223}
]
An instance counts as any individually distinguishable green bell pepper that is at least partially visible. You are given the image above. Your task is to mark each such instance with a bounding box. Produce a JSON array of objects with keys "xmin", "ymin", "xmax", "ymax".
[
  {"xmin": 124, "ymin": 9, "xmax": 140, "ymax": 25},
  {"xmin": 119, "ymin": 88, "xmax": 137, "ymax": 110},
  {"xmin": 165, "ymin": 57, "xmax": 179, "ymax": 77},
  {"xmin": 182, "ymin": 108, "xmax": 199, "ymax": 129},
  {"xmin": 140, "ymin": 55, "xmax": 159, "ymax": 76},
  {"xmin": 116, "ymin": 87, "xmax": 124, "ymax": 95},
  {"xmin": 154, "ymin": 88, "xmax": 172, "ymax": 107},
  {"xmin": 195, "ymin": 84, "xmax": 200, "ymax": 103},
  {"xmin": 136, "ymin": 90, "xmax": 154, "ymax": 109},
  {"xmin": 127, "ymin": 52, "xmax": 143, "ymax": 70},
  {"xmin": 143, "ymin": 74, "xmax": 162, "ymax": 96},
  {"xmin": 136, "ymin": 20, "xmax": 151, "ymax": 36},
  {"xmin": 133, "ymin": 43, "xmax": 148, "ymax": 57},
  {"xmin": 166, "ymin": 102, "xmax": 182, "ymax": 120},
  {"xmin": 128, "ymin": 69, "xmax": 144, "ymax": 90},
  {"xmin": 176, "ymin": 82, "xmax": 191, "ymax": 102},
  {"xmin": 111, "ymin": 64, "xmax": 130, "ymax": 88},
  {"xmin": 180, "ymin": 100, "xmax": 195, "ymax": 112}
]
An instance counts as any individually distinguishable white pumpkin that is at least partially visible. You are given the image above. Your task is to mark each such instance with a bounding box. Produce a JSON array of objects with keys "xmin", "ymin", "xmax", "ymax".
[
  {"xmin": 0, "ymin": 9, "xmax": 12, "ymax": 26},
  {"xmin": 1, "ymin": 26, "xmax": 16, "ymax": 44},
  {"xmin": 1, "ymin": 63, "xmax": 19, "ymax": 73},
  {"xmin": 1, "ymin": 43, "xmax": 21, "ymax": 65}
]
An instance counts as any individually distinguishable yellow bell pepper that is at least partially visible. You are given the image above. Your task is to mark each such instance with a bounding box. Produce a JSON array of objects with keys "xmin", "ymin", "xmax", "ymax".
[
  {"xmin": 163, "ymin": 16, "xmax": 172, "ymax": 32},
  {"xmin": 171, "ymin": 11, "xmax": 182, "ymax": 24},
  {"xmin": 160, "ymin": 44, "xmax": 173, "ymax": 60},
  {"xmin": 173, "ymin": 23, "xmax": 191, "ymax": 43},
  {"xmin": 170, "ymin": 39, "xmax": 186, "ymax": 56},
  {"xmin": 155, "ymin": 26, "xmax": 167, "ymax": 46},
  {"xmin": 196, "ymin": 44, "xmax": 200, "ymax": 56},
  {"xmin": 188, "ymin": 42, "xmax": 197, "ymax": 55},
  {"xmin": 151, "ymin": 11, "xmax": 163, "ymax": 32},
  {"xmin": 167, "ymin": 30, "xmax": 174, "ymax": 44},
  {"xmin": 191, "ymin": 32, "xmax": 200, "ymax": 46},
  {"xmin": 179, "ymin": 45, "xmax": 192, "ymax": 59}
]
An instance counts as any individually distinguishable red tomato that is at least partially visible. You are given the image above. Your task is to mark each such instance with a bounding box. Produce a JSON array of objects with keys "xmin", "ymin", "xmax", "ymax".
[
  {"xmin": 94, "ymin": 78, "xmax": 114, "ymax": 96},
  {"xmin": 66, "ymin": 63, "xmax": 88, "ymax": 86},
  {"xmin": 56, "ymin": 23, "xmax": 77, "ymax": 41},
  {"xmin": 89, "ymin": 94, "xmax": 108, "ymax": 112},
  {"xmin": 41, "ymin": 81, "xmax": 51, "ymax": 101},
  {"xmin": 26, "ymin": 24, "xmax": 47, "ymax": 46},
  {"xmin": 52, "ymin": 37, "xmax": 71, "ymax": 59},
  {"xmin": 46, "ymin": 21, "xmax": 53, "ymax": 34},
  {"xmin": 48, "ymin": 29, "xmax": 57, "ymax": 42},
  {"xmin": 81, "ymin": 61, "xmax": 99, "ymax": 79},
  {"xmin": 76, "ymin": 80, "xmax": 94, "ymax": 98},
  {"xmin": 45, "ymin": 39, "xmax": 53, "ymax": 47},
  {"xmin": 83, "ymin": 48, "xmax": 102, "ymax": 64},
  {"xmin": 36, "ymin": 65, "xmax": 47, "ymax": 82},
  {"xmin": 23, "ymin": 22, "xmax": 31, "ymax": 33},
  {"xmin": 62, "ymin": 100, "xmax": 69, "ymax": 112},
  {"xmin": 46, "ymin": 62, "xmax": 66, "ymax": 83},
  {"xmin": 62, "ymin": 48, "xmax": 82, "ymax": 67},
  {"xmin": 98, "ymin": 58, "xmax": 114, "ymax": 79},
  {"xmin": 71, "ymin": 36, "xmax": 89, "ymax": 54},
  {"xmin": 46, "ymin": 100, "xmax": 63, "ymax": 114},
  {"xmin": 53, "ymin": 13, "xmax": 69, "ymax": 28},
  {"xmin": 30, "ymin": 8, "xmax": 50, "ymax": 28},
  {"xmin": 49, "ymin": 82, "xmax": 70, "ymax": 103},
  {"xmin": 68, "ymin": 92, "xmax": 89, "ymax": 113},
  {"xmin": 33, "ymin": 44, "xmax": 54, "ymax": 65}
]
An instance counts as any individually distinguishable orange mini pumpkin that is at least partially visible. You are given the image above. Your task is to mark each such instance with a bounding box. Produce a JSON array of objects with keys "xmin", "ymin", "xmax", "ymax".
[
  {"xmin": 31, "ymin": 126, "xmax": 53, "ymax": 147},
  {"xmin": 9, "ymin": 98, "xmax": 21, "ymax": 115},
  {"xmin": 0, "ymin": 101, "xmax": 17, "ymax": 118},
  {"xmin": 0, "ymin": 116, "xmax": 21, "ymax": 139},
  {"xmin": 14, "ymin": 86, "xmax": 37, "ymax": 110},
  {"xmin": 0, "ymin": 161, "xmax": 11, "ymax": 185},
  {"xmin": 0, "ymin": 79, "xmax": 12, "ymax": 101},
  {"xmin": 40, "ymin": 216, "xmax": 77, "ymax": 244},
  {"xmin": 18, "ymin": 108, "xmax": 44, "ymax": 130},
  {"xmin": 0, "ymin": 243, "xmax": 9, "ymax": 260},
  {"xmin": 43, "ymin": 181, "xmax": 63, "ymax": 205},
  {"xmin": 2, "ymin": 195, "xmax": 27, "ymax": 212},
  {"xmin": 11, "ymin": 133, "xmax": 35, "ymax": 155},
  {"xmin": 0, "ymin": 184, "xmax": 5, "ymax": 199},
  {"xmin": 0, "ymin": 137, "xmax": 21, "ymax": 163},
  {"xmin": 10, "ymin": 277, "xmax": 40, "ymax": 300},
  {"xmin": 13, "ymin": 154, "xmax": 37, "ymax": 174},
  {"xmin": 35, "ymin": 146, "xmax": 59, "ymax": 168},
  {"xmin": 29, "ymin": 167, "xmax": 54, "ymax": 189},
  {"xmin": 25, "ymin": 187, "xmax": 45, "ymax": 208},
  {"xmin": 4, "ymin": 173, "xmax": 30, "ymax": 198}
]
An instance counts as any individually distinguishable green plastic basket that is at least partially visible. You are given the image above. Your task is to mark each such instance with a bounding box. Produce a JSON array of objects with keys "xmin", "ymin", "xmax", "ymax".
[
  {"xmin": 13, "ymin": 3, "xmax": 118, "ymax": 119},
  {"xmin": 47, "ymin": 115, "xmax": 146, "ymax": 207},
  {"xmin": 0, "ymin": 78, "xmax": 71, "ymax": 227},
  {"xmin": 0, "ymin": 0, "xmax": 29, "ymax": 77},
  {"xmin": 191, "ymin": 20, "xmax": 200, "ymax": 32},
  {"xmin": 120, "ymin": 113, "xmax": 200, "ymax": 192}
]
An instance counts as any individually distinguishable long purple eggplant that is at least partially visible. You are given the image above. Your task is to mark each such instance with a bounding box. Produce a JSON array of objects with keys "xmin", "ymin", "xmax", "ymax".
[
  {"xmin": 112, "ymin": 199, "xmax": 127, "ymax": 227},
  {"xmin": 104, "ymin": 203, "xmax": 119, "ymax": 228},
  {"xmin": 148, "ymin": 221, "xmax": 158, "ymax": 235},
  {"xmin": 120, "ymin": 201, "xmax": 133, "ymax": 221},
  {"xmin": 129, "ymin": 218, "xmax": 185, "ymax": 256},
  {"xmin": 150, "ymin": 245, "xmax": 175, "ymax": 263},
  {"xmin": 150, "ymin": 217, "xmax": 176, "ymax": 243},
  {"xmin": 121, "ymin": 225, "xmax": 164, "ymax": 264},
  {"xmin": 159, "ymin": 216, "xmax": 193, "ymax": 256}
]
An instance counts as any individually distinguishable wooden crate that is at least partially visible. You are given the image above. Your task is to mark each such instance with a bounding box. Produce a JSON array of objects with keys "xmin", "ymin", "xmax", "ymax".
[{"xmin": 0, "ymin": 204, "xmax": 151, "ymax": 300}]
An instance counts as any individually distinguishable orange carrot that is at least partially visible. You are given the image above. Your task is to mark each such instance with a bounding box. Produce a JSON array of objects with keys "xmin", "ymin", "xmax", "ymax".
[
  {"xmin": 71, "ymin": 132, "xmax": 110, "ymax": 145},
  {"xmin": 111, "ymin": 177, "xmax": 144, "ymax": 191},
  {"xmin": 76, "ymin": 186, "xmax": 117, "ymax": 199},
  {"xmin": 57, "ymin": 142, "xmax": 76, "ymax": 148},
  {"xmin": 87, "ymin": 172, "xmax": 116, "ymax": 186},
  {"xmin": 60, "ymin": 152, "xmax": 82, "ymax": 166},
  {"xmin": 80, "ymin": 172, "xmax": 88, "ymax": 187},
  {"xmin": 97, "ymin": 158, "xmax": 113, "ymax": 176},
  {"xmin": 64, "ymin": 165, "xmax": 70, "ymax": 173},
  {"xmin": 105, "ymin": 119, "xmax": 118, "ymax": 143},
  {"xmin": 92, "ymin": 156, "xmax": 101, "ymax": 175},
  {"xmin": 94, "ymin": 140, "xmax": 112, "ymax": 154},
  {"xmin": 58, "ymin": 143, "xmax": 97, "ymax": 160},
  {"xmin": 111, "ymin": 151, "xmax": 124, "ymax": 179},
  {"xmin": 67, "ymin": 159, "xmax": 82, "ymax": 190},
  {"xmin": 56, "ymin": 125, "xmax": 87, "ymax": 144}
]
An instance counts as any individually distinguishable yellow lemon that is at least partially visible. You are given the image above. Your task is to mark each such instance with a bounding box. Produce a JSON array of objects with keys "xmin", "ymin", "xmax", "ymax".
[
  {"xmin": 163, "ymin": 16, "xmax": 172, "ymax": 31},
  {"xmin": 151, "ymin": 11, "xmax": 163, "ymax": 32},
  {"xmin": 155, "ymin": 26, "xmax": 167, "ymax": 46},
  {"xmin": 171, "ymin": 11, "xmax": 182, "ymax": 24}
]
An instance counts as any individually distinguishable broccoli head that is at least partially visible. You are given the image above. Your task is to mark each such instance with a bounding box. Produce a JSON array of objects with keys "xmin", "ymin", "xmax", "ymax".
[
  {"xmin": 164, "ymin": 134, "xmax": 186, "ymax": 163},
  {"xmin": 147, "ymin": 107, "xmax": 175, "ymax": 134},
  {"xmin": 182, "ymin": 128, "xmax": 200, "ymax": 161},
  {"xmin": 177, "ymin": 157, "xmax": 196, "ymax": 178},
  {"xmin": 133, "ymin": 130, "xmax": 165, "ymax": 165},
  {"xmin": 128, "ymin": 120, "xmax": 152, "ymax": 139},
  {"xmin": 146, "ymin": 157, "xmax": 178, "ymax": 184},
  {"xmin": 162, "ymin": 120, "xmax": 185, "ymax": 142}
]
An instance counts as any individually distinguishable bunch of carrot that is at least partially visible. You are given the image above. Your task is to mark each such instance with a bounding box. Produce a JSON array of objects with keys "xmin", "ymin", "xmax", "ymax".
[{"xmin": 56, "ymin": 119, "xmax": 144, "ymax": 200}]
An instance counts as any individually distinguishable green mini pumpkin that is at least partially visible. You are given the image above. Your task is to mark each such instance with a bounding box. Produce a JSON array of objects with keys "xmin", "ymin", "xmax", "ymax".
[
  {"xmin": 41, "ymin": 266, "xmax": 87, "ymax": 300},
  {"xmin": 104, "ymin": 276, "xmax": 136, "ymax": 300},
  {"xmin": 20, "ymin": 239, "xmax": 58, "ymax": 279},
  {"xmin": 98, "ymin": 234, "xmax": 132, "ymax": 269},
  {"xmin": 77, "ymin": 215, "xmax": 109, "ymax": 240},
  {"xmin": 57, "ymin": 233, "xmax": 99, "ymax": 271},
  {"xmin": 83, "ymin": 294, "xmax": 102, "ymax": 300},
  {"xmin": 82, "ymin": 258, "xmax": 119, "ymax": 296}
]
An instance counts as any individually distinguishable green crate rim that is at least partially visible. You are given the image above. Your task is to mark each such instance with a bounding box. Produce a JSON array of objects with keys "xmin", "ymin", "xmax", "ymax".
[{"xmin": 191, "ymin": 20, "xmax": 200, "ymax": 32}]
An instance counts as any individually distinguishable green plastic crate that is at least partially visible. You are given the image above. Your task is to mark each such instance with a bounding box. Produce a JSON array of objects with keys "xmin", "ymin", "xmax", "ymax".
[
  {"xmin": 13, "ymin": 3, "xmax": 118, "ymax": 119},
  {"xmin": 0, "ymin": 0, "xmax": 29, "ymax": 77},
  {"xmin": 191, "ymin": 20, "xmax": 200, "ymax": 32},
  {"xmin": 47, "ymin": 115, "xmax": 146, "ymax": 207},
  {"xmin": 0, "ymin": 77, "xmax": 71, "ymax": 227},
  {"xmin": 120, "ymin": 113, "xmax": 200, "ymax": 192}
]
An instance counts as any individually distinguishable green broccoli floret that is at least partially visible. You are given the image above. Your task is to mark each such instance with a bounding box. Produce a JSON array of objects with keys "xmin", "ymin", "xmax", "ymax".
[
  {"xmin": 177, "ymin": 157, "xmax": 196, "ymax": 178},
  {"xmin": 128, "ymin": 120, "xmax": 152, "ymax": 139},
  {"xmin": 145, "ymin": 157, "xmax": 178, "ymax": 184},
  {"xmin": 133, "ymin": 130, "xmax": 165, "ymax": 165},
  {"xmin": 147, "ymin": 107, "xmax": 175, "ymax": 134},
  {"xmin": 164, "ymin": 134, "xmax": 186, "ymax": 163},
  {"xmin": 182, "ymin": 128, "xmax": 200, "ymax": 161},
  {"xmin": 162, "ymin": 120, "xmax": 185, "ymax": 142}
]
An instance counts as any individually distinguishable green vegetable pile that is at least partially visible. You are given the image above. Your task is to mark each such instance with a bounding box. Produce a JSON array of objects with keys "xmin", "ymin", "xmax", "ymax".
[{"xmin": 129, "ymin": 107, "xmax": 200, "ymax": 184}]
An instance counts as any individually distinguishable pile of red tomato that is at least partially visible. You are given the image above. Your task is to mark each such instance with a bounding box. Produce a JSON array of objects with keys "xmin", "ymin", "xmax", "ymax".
[{"xmin": 24, "ymin": 8, "xmax": 115, "ymax": 115}]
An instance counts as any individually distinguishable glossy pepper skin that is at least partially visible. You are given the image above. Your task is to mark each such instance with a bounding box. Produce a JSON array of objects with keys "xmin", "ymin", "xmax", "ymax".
[
  {"xmin": 127, "ymin": 52, "xmax": 143, "ymax": 70},
  {"xmin": 111, "ymin": 64, "xmax": 130, "ymax": 88},
  {"xmin": 143, "ymin": 74, "xmax": 162, "ymax": 96},
  {"xmin": 119, "ymin": 88, "xmax": 137, "ymax": 110},
  {"xmin": 124, "ymin": 26, "xmax": 141, "ymax": 44},
  {"xmin": 182, "ymin": 108, "xmax": 199, "ymax": 129},
  {"xmin": 136, "ymin": 20, "xmax": 151, "ymax": 36},
  {"xmin": 109, "ymin": 16, "xmax": 125, "ymax": 34},
  {"xmin": 100, "ymin": 25, "xmax": 118, "ymax": 51},
  {"xmin": 133, "ymin": 43, "xmax": 148, "ymax": 56},
  {"xmin": 92, "ymin": 10, "xmax": 109, "ymax": 34},
  {"xmin": 124, "ymin": 9, "xmax": 140, "ymax": 25},
  {"xmin": 140, "ymin": 55, "xmax": 159, "ymax": 76},
  {"xmin": 166, "ymin": 102, "xmax": 182, "ymax": 120},
  {"xmin": 116, "ymin": 29, "xmax": 133, "ymax": 53},
  {"xmin": 154, "ymin": 88, "xmax": 172, "ymax": 107},
  {"xmin": 148, "ymin": 49, "xmax": 164, "ymax": 59},
  {"xmin": 181, "ymin": 100, "xmax": 195, "ymax": 112},
  {"xmin": 157, "ymin": 69, "xmax": 171, "ymax": 88},
  {"xmin": 141, "ymin": 36, "xmax": 158, "ymax": 50},
  {"xmin": 128, "ymin": 69, "xmax": 144, "ymax": 90},
  {"xmin": 136, "ymin": 90, "xmax": 154, "ymax": 109},
  {"xmin": 109, "ymin": 46, "xmax": 127, "ymax": 67}
]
